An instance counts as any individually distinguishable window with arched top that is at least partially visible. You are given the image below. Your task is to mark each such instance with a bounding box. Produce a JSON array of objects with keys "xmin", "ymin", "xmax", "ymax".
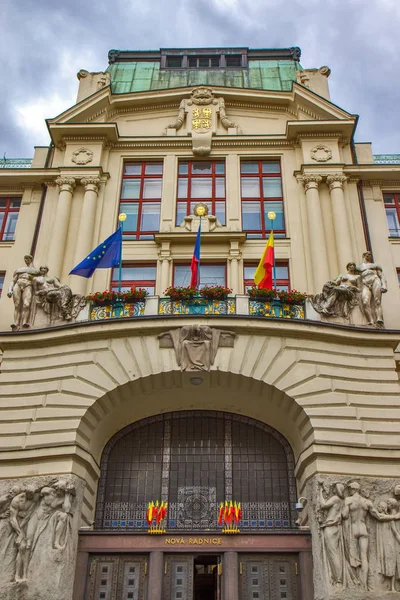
[{"xmin": 95, "ymin": 411, "xmax": 297, "ymax": 532}]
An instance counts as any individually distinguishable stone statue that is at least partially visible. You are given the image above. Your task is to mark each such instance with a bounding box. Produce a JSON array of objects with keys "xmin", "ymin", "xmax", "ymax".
[
  {"xmin": 318, "ymin": 480, "xmax": 346, "ymax": 587},
  {"xmin": 357, "ymin": 251, "xmax": 387, "ymax": 327},
  {"xmin": 376, "ymin": 499, "xmax": 400, "ymax": 591},
  {"xmin": 341, "ymin": 481, "xmax": 400, "ymax": 590},
  {"xmin": 7, "ymin": 255, "xmax": 40, "ymax": 330},
  {"xmin": 0, "ymin": 486, "xmax": 22, "ymax": 585},
  {"xmin": 165, "ymin": 87, "xmax": 241, "ymax": 155},
  {"xmin": 309, "ymin": 262, "xmax": 360, "ymax": 319},
  {"xmin": 33, "ymin": 265, "xmax": 86, "ymax": 324},
  {"xmin": 158, "ymin": 325, "xmax": 235, "ymax": 371},
  {"xmin": 9, "ymin": 486, "xmax": 38, "ymax": 581}
]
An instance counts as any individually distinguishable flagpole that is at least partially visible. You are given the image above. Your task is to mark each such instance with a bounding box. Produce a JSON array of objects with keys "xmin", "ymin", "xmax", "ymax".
[
  {"xmin": 118, "ymin": 213, "xmax": 126, "ymax": 293},
  {"xmin": 198, "ymin": 215, "xmax": 201, "ymax": 289},
  {"xmin": 268, "ymin": 211, "xmax": 276, "ymax": 288}
]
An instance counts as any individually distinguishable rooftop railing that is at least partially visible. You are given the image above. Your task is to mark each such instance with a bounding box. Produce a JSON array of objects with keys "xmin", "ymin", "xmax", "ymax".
[
  {"xmin": 373, "ymin": 154, "xmax": 400, "ymax": 164},
  {"xmin": 0, "ymin": 158, "xmax": 33, "ymax": 169}
]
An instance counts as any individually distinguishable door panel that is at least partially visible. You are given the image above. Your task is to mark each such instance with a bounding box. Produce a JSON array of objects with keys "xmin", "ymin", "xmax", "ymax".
[
  {"xmin": 239, "ymin": 555, "xmax": 298, "ymax": 600},
  {"xmin": 164, "ymin": 555, "xmax": 194, "ymax": 600},
  {"xmin": 86, "ymin": 555, "xmax": 147, "ymax": 600}
]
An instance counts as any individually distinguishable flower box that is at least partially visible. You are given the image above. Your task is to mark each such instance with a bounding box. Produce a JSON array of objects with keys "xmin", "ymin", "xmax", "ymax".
[{"xmin": 87, "ymin": 289, "xmax": 148, "ymax": 306}]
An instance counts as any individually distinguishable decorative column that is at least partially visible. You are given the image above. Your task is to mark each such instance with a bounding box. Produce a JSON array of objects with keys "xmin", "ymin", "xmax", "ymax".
[
  {"xmin": 48, "ymin": 177, "xmax": 76, "ymax": 278},
  {"xmin": 147, "ymin": 551, "xmax": 163, "ymax": 600},
  {"xmin": 228, "ymin": 243, "xmax": 242, "ymax": 294},
  {"xmin": 327, "ymin": 174, "xmax": 353, "ymax": 271},
  {"xmin": 300, "ymin": 174, "xmax": 330, "ymax": 291},
  {"xmin": 157, "ymin": 242, "xmax": 171, "ymax": 295},
  {"xmin": 223, "ymin": 551, "xmax": 239, "ymax": 600},
  {"xmin": 72, "ymin": 177, "xmax": 100, "ymax": 295}
]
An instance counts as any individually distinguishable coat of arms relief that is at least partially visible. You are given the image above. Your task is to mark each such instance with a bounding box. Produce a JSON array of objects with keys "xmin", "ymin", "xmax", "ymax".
[{"xmin": 166, "ymin": 87, "xmax": 241, "ymax": 155}]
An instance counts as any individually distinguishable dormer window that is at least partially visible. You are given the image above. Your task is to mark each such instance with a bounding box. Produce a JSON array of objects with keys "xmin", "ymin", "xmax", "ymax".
[
  {"xmin": 166, "ymin": 56, "xmax": 183, "ymax": 68},
  {"xmin": 188, "ymin": 56, "xmax": 220, "ymax": 68},
  {"xmin": 225, "ymin": 54, "xmax": 242, "ymax": 67}
]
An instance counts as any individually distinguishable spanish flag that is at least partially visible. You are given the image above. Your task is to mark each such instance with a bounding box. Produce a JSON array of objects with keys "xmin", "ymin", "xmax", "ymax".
[{"xmin": 254, "ymin": 231, "xmax": 274, "ymax": 289}]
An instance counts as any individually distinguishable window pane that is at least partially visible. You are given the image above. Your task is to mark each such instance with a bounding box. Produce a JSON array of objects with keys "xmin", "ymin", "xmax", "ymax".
[
  {"xmin": 0, "ymin": 273, "xmax": 4, "ymax": 296},
  {"xmin": 3, "ymin": 214, "xmax": 18, "ymax": 240},
  {"xmin": 178, "ymin": 179, "xmax": 188, "ymax": 198},
  {"xmin": 215, "ymin": 202, "xmax": 226, "ymax": 225},
  {"xmin": 215, "ymin": 178, "xmax": 225, "ymax": 198},
  {"xmin": 199, "ymin": 57, "xmax": 209, "ymax": 67},
  {"xmin": 262, "ymin": 162, "xmax": 280, "ymax": 173},
  {"xmin": 179, "ymin": 162, "xmax": 189, "ymax": 174},
  {"xmin": 143, "ymin": 179, "xmax": 162, "ymax": 198},
  {"xmin": 174, "ymin": 265, "xmax": 191, "ymax": 287},
  {"xmin": 215, "ymin": 162, "xmax": 225, "ymax": 174},
  {"xmin": 145, "ymin": 163, "xmax": 163, "ymax": 175},
  {"xmin": 188, "ymin": 57, "xmax": 197, "ymax": 67},
  {"xmin": 275, "ymin": 265, "xmax": 289, "ymax": 279},
  {"xmin": 176, "ymin": 202, "xmax": 187, "ymax": 224},
  {"xmin": 122, "ymin": 203, "xmax": 139, "ymax": 232},
  {"xmin": 241, "ymin": 178, "xmax": 260, "ymax": 198},
  {"xmin": 141, "ymin": 203, "xmax": 160, "ymax": 231},
  {"xmin": 241, "ymin": 162, "xmax": 259, "ymax": 174},
  {"xmin": 113, "ymin": 266, "xmax": 156, "ymax": 280},
  {"xmin": 112, "ymin": 284, "xmax": 155, "ymax": 294},
  {"xmin": 244, "ymin": 266, "xmax": 256, "ymax": 279},
  {"xmin": 262, "ymin": 177, "xmax": 282, "ymax": 197},
  {"xmin": 192, "ymin": 162, "xmax": 212, "ymax": 174},
  {"xmin": 0, "ymin": 199, "xmax": 7, "ymax": 208},
  {"xmin": 124, "ymin": 164, "xmax": 142, "ymax": 175},
  {"xmin": 167, "ymin": 56, "xmax": 182, "ymax": 68},
  {"xmin": 264, "ymin": 201, "xmax": 284, "ymax": 229},
  {"xmin": 0, "ymin": 214, "xmax": 4, "ymax": 233},
  {"xmin": 191, "ymin": 178, "xmax": 212, "ymax": 198},
  {"xmin": 121, "ymin": 180, "xmax": 140, "ymax": 199},
  {"xmin": 200, "ymin": 265, "xmax": 225, "ymax": 287},
  {"xmin": 242, "ymin": 202, "xmax": 262, "ymax": 230},
  {"xmin": 10, "ymin": 198, "xmax": 21, "ymax": 208},
  {"xmin": 383, "ymin": 193, "xmax": 395, "ymax": 205},
  {"xmin": 386, "ymin": 208, "xmax": 400, "ymax": 235}
]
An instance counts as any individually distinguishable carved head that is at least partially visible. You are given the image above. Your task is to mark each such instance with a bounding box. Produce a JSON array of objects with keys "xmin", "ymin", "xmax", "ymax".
[
  {"xmin": 346, "ymin": 262, "xmax": 356, "ymax": 273},
  {"xmin": 394, "ymin": 484, "xmax": 400, "ymax": 497},
  {"xmin": 348, "ymin": 481, "xmax": 360, "ymax": 495},
  {"xmin": 388, "ymin": 498, "xmax": 398, "ymax": 511},
  {"xmin": 39, "ymin": 265, "xmax": 49, "ymax": 275},
  {"xmin": 9, "ymin": 485, "xmax": 22, "ymax": 498},
  {"xmin": 24, "ymin": 254, "xmax": 33, "ymax": 266},
  {"xmin": 53, "ymin": 479, "xmax": 68, "ymax": 493},
  {"xmin": 191, "ymin": 87, "xmax": 214, "ymax": 105},
  {"xmin": 24, "ymin": 485, "xmax": 36, "ymax": 499},
  {"xmin": 334, "ymin": 483, "xmax": 345, "ymax": 499},
  {"xmin": 377, "ymin": 501, "xmax": 387, "ymax": 513},
  {"xmin": 362, "ymin": 251, "xmax": 372, "ymax": 264}
]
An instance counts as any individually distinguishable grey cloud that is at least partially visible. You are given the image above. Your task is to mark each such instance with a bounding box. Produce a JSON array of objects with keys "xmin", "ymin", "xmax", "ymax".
[{"xmin": 1, "ymin": 0, "xmax": 399, "ymax": 156}]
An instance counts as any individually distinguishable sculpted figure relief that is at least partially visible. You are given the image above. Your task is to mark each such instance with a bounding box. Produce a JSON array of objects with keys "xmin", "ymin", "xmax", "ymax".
[
  {"xmin": 7, "ymin": 255, "xmax": 39, "ymax": 330},
  {"xmin": 357, "ymin": 251, "xmax": 387, "ymax": 327},
  {"xmin": 158, "ymin": 325, "xmax": 235, "ymax": 371},
  {"xmin": 317, "ymin": 479, "xmax": 400, "ymax": 593},
  {"xmin": 0, "ymin": 478, "xmax": 76, "ymax": 587}
]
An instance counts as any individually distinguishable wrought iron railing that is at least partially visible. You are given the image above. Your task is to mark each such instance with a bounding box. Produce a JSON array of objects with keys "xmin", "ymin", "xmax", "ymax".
[
  {"xmin": 159, "ymin": 296, "xmax": 236, "ymax": 315},
  {"xmin": 90, "ymin": 301, "xmax": 146, "ymax": 320},
  {"xmin": 373, "ymin": 154, "xmax": 400, "ymax": 164},
  {"xmin": 0, "ymin": 158, "xmax": 33, "ymax": 169},
  {"xmin": 249, "ymin": 299, "xmax": 305, "ymax": 319}
]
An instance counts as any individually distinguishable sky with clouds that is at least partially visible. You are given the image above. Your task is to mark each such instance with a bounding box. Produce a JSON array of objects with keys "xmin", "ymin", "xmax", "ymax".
[{"xmin": 1, "ymin": 0, "xmax": 399, "ymax": 157}]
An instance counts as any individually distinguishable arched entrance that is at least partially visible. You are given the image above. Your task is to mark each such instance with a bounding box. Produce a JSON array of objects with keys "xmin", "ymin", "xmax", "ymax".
[{"xmin": 78, "ymin": 410, "xmax": 312, "ymax": 600}]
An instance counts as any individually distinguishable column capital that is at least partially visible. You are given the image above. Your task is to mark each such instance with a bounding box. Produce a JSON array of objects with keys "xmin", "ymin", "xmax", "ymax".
[
  {"xmin": 55, "ymin": 176, "xmax": 76, "ymax": 193},
  {"xmin": 300, "ymin": 174, "xmax": 322, "ymax": 191},
  {"xmin": 81, "ymin": 177, "xmax": 100, "ymax": 193},
  {"xmin": 326, "ymin": 173, "xmax": 347, "ymax": 191}
]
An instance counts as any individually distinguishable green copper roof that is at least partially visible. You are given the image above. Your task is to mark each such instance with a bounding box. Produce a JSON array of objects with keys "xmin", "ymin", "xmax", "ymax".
[{"xmin": 107, "ymin": 60, "xmax": 300, "ymax": 94}]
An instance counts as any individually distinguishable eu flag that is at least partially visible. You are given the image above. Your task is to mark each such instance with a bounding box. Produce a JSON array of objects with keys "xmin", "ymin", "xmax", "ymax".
[{"xmin": 69, "ymin": 227, "xmax": 122, "ymax": 278}]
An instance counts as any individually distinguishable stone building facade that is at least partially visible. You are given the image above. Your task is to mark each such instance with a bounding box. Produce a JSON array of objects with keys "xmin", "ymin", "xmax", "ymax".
[{"xmin": 0, "ymin": 46, "xmax": 400, "ymax": 600}]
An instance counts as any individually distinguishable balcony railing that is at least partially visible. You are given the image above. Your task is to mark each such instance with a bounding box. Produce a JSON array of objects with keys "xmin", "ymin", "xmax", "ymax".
[
  {"xmin": 0, "ymin": 158, "xmax": 33, "ymax": 169},
  {"xmin": 86, "ymin": 296, "xmax": 305, "ymax": 321},
  {"xmin": 373, "ymin": 154, "xmax": 400, "ymax": 164}
]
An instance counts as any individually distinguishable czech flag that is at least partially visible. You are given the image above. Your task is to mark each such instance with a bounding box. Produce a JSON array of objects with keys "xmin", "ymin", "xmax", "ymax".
[
  {"xmin": 190, "ymin": 222, "xmax": 201, "ymax": 287},
  {"xmin": 254, "ymin": 230, "xmax": 274, "ymax": 289}
]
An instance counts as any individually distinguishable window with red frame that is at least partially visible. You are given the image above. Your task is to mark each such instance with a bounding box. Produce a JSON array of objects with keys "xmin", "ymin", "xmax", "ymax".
[
  {"xmin": 241, "ymin": 161, "xmax": 285, "ymax": 238},
  {"xmin": 173, "ymin": 264, "xmax": 226, "ymax": 288},
  {"xmin": 244, "ymin": 261, "xmax": 290, "ymax": 292},
  {"xmin": 0, "ymin": 272, "xmax": 5, "ymax": 297},
  {"xmin": 397, "ymin": 269, "xmax": 400, "ymax": 285},
  {"xmin": 176, "ymin": 161, "xmax": 226, "ymax": 225},
  {"xmin": 0, "ymin": 197, "xmax": 21, "ymax": 241},
  {"xmin": 119, "ymin": 163, "xmax": 163, "ymax": 240},
  {"xmin": 111, "ymin": 264, "xmax": 157, "ymax": 295},
  {"xmin": 384, "ymin": 193, "xmax": 400, "ymax": 237}
]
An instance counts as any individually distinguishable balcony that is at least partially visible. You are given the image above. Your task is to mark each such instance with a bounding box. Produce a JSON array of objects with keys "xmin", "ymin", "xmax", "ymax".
[
  {"xmin": 0, "ymin": 157, "xmax": 33, "ymax": 169},
  {"xmin": 373, "ymin": 154, "xmax": 400, "ymax": 164},
  {"xmin": 88, "ymin": 295, "xmax": 306, "ymax": 321}
]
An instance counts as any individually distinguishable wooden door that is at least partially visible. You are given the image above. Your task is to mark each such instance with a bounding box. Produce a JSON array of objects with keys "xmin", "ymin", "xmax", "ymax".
[
  {"xmin": 164, "ymin": 554, "xmax": 194, "ymax": 600},
  {"xmin": 239, "ymin": 554, "xmax": 299, "ymax": 600},
  {"xmin": 86, "ymin": 555, "xmax": 147, "ymax": 600}
]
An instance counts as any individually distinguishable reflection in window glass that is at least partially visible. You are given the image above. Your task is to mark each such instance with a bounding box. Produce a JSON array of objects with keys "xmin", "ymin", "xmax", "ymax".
[
  {"xmin": 176, "ymin": 161, "xmax": 226, "ymax": 225},
  {"xmin": 262, "ymin": 162, "xmax": 280, "ymax": 173},
  {"xmin": 191, "ymin": 178, "xmax": 212, "ymax": 198},
  {"xmin": 143, "ymin": 179, "xmax": 162, "ymax": 198},
  {"xmin": 4, "ymin": 214, "xmax": 18, "ymax": 240},
  {"xmin": 174, "ymin": 264, "xmax": 226, "ymax": 288},
  {"xmin": 241, "ymin": 162, "xmax": 259, "ymax": 174},
  {"xmin": 242, "ymin": 202, "xmax": 261, "ymax": 230},
  {"xmin": 177, "ymin": 179, "xmax": 188, "ymax": 198},
  {"xmin": 384, "ymin": 193, "xmax": 400, "ymax": 237},
  {"xmin": 241, "ymin": 178, "xmax": 260, "ymax": 198},
  {"xmin": 264, "ymin": 202, "xmax": 284, "ymax": 230},
  {"xmin": 124, "ymin": 164, "xmax": 142, "ymax": 175},
  {"xmin": 121, "ymin": 180, "xmax": 140, "ymax": 199},
  {"xmin": 123, "ymin": 204, "xmax": 139, "ymax": 232},
  {"xmin": 120, "ymin": 162, "xmax": 163, "ymax": 239},
  {"xmin": 192, "ymin": 162, "xmax": 212, "ymax": 174},
  {"xmin": 262, "ymin": 177, "xmax": 282, "ymax": 198},
  {"xmin": 141, "ymin": 203, "xmax": 160, "ymax": 231}
]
